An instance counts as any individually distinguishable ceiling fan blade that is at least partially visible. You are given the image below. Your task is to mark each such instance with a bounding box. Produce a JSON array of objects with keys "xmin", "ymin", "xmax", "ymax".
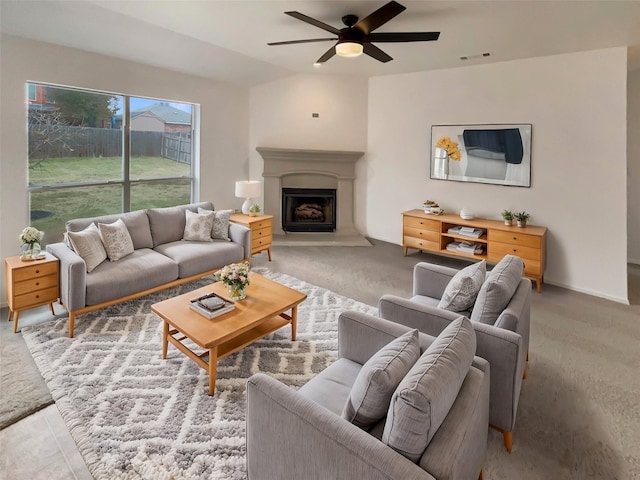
[
  {"xmin": 316, "ymin": 45, "xmax": 337, "ymax": 63},
  {"xmin": 285, "ymin": 11, "xmax": 341, "ymax": 35},
  {"xmin": 363, "ymin": 42, "xmax": 393, "ymax": 63},
  {"xmin": 367, "ymin": 32, "xmax": 440, "ymax": 42},
  {"xmin": 354, "ymin": 1, "xmax": 406, "ymax": 34},
  {"xmin": 268, "ymin": 38, "xmax": 336, "ymax": 46}
]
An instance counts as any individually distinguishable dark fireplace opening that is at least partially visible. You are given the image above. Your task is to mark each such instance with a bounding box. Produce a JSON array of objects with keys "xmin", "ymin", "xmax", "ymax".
[{"xmin": 282, "ymin": 188, "xmax": 337, "ymax": 232}]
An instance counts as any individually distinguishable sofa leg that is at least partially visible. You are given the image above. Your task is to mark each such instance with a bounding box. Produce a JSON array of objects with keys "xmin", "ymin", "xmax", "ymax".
[
  {"xmin": 478, "ymin": 470, "xmax": 483, "ymax": 480},
  {"xmin": 68, "ymin": 313, "xmax": 75, "ymax": 338},
  {"xmin": 523, "ymin": 364, "xmax": 527, "ymax": 379},
  {"xmin": 503, "ymin": 430, "xmax": 513, "ymax": 452}
]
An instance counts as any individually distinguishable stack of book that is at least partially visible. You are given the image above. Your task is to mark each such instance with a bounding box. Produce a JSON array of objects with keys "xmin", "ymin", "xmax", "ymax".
[
  {"xmin": 447, "ymin": 225, "xmax": 485, "ymax": 238},
  {"xmin": 446, "ymin": 241, "xmax": 485, "ymax": 255},
  {"xmin": 189, "ymin": 292, "xmax": 236, "ymax": 319}
]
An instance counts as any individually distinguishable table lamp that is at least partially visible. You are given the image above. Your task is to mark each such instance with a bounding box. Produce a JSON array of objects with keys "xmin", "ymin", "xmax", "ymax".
[{"xmin": 235, "ymin": 180, "xmax": 262, "ymax": 214}]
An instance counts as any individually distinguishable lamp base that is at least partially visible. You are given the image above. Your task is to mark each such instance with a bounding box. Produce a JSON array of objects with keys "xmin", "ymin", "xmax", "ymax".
[{"xmin": 241, "ymin": 198, "xmax": 253, "ymax": 215}]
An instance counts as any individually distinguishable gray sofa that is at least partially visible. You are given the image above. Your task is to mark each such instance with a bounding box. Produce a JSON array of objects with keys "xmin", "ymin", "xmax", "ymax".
[
  {"xmin": 379, "ymin": 255, "xmax": 531, "ymax": 452},
  {"xmin": 246, "ymin": 311, "xmax": 490, "ymax": 480},
  {"xmin": 46, "ymin": 202, "xmax": 250, "ymax": 337}
]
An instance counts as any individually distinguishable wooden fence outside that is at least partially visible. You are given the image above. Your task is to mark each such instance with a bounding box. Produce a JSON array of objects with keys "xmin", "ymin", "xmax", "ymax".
[{"xmin": 28, "ymin": 126, "xmax": 191, "ymax": 164}]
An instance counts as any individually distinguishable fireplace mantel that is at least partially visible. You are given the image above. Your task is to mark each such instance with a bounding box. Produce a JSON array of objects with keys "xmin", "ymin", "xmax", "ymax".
[{"xmin": 257, "ymin": 147, "xmax": 365, "ymax": 237}]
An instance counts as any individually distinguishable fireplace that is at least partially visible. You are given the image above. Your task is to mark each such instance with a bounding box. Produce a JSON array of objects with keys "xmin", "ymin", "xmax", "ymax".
[
  {"xmin": 282, "ymin": 188, "xmax": 336, "ymax": 232},
  {"xmin": 257, "ymin": 147, "xmax": 365, "ymax": 237}
]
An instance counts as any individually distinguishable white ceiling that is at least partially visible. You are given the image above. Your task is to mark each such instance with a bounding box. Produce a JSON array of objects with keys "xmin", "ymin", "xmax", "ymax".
[{"xmin": 2, "ymin": 0, "xmax": 640, "ymax": 87}]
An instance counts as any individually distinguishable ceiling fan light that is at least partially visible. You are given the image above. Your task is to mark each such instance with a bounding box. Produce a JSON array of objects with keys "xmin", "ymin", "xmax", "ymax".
[{"xmin": 335, "ymin": 41, "xmax": 363, "ymax": 58}]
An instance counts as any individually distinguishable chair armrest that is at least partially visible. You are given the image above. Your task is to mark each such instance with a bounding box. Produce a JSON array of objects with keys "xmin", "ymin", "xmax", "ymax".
[
  {"xmin": 378, "ymin": 294, "xmax": 461, "ymax": 338},
  {"xmin": 473, "ymin": 322, "xmax": 525, "ymax": 432},
  {"xmin": 228, "ymin": 223, "xmax": 251, "ymax": 259},
  {"xmin": 413, "ymin": 262, "xmax": 459, "ymax": 299},
  {"xmin": 246, "ymin": 373, "xmax": 435, "ymax": 480},
  {"xmin": 337, "ymin": 311, "xmax": 416, "ymax": 365},
  {"xmin": 46, "ymin": 242, "xmax": 87, "ymax": 313}
]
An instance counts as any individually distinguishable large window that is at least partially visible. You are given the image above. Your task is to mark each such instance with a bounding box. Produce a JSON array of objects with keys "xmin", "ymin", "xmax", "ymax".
[{"xmin": 27, "ymin": 83, "xmax": 195, "ymax": 244}]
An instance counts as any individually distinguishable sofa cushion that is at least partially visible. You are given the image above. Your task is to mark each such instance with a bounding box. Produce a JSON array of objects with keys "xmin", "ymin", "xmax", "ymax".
[
  {"xmin": 438, "ymin": 261, "xmax": 486, "ymax": 312},
  {"xmin": 98, "ymin": 219, "xmax": 134, "ymax": 261},
  {"xmin": 471, "ymin": 255, "xmax": 524, "ymax": 325},
  {"xmin": 147, "ymin": 202, "xmax": 213, "ymax": 247},
  {"xmin": 154, "ymin": 239, "xmax": 244, "ymax": 278},
  {"xmin": 298, "ymin": 358, "xmax": 362, "ymax": 416},
  {"xmin": 85, "ymin": 249, "xmax": 179, "ymax": 306},
  {"xmin": 382, "ymin": 316, "xmax": 476, "ymax": 462},
  {"xmin": 342, "ymin": 329, "xmax": 420, "ymax": 430},
  {"xmin": 183, "ymin": 209, "xmax": 214, "ymax": 242},
  {"xmin": 198, "ymin": 207, "xmax": 232, "ymax": 241},
  {"xmin": 66, "ymin": 210, "xmax": 153, "ymax": 250},
  {"xmin": 66, "ymin": 223, "xmax": 107, "ymax": 273}
]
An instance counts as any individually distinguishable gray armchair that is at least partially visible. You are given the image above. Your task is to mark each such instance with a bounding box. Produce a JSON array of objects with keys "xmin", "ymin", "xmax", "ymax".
[
  {"xmin": 246, "ymin": 311, "xmax": 490, "ymax": 480},
  {"xmin": 379, "ymin": 256, "xmax": 531, "ymax": 452}
]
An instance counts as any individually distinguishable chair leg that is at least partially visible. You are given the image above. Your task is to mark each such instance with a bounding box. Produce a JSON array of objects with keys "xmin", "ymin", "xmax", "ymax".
[
  {"xmin": 503, "ymin": 430, "xmax": 513, "ymax": 452},
  {"xmin": 478, "ymin": 470, "xmax": 483, "ymax": 480}
]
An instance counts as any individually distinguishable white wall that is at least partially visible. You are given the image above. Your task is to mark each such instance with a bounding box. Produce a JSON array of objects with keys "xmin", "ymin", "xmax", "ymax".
[
  {"xmin": 0, "ymin": 34, "xmax": 249, "ymax": 305},
  {"xmin": 366, "ymin": 48, "xmax": 629, "ymax": 303},
  {"xmin": 628, "ymin": 69, "xmax": 640, "ymax": 265},
  {"xmin": 249, "ymin": 73, "xmax": 368, "ymax": 207}
]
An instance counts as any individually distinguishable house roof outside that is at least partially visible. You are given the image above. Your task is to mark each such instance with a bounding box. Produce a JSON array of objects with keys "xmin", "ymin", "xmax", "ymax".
[{"xmin": 131, "ymin": 103, "xmax": 191, "ymax": 126}]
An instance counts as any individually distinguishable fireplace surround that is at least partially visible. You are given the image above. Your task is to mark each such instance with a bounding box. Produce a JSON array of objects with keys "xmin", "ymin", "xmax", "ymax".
[{"xmin": 257, "ymin": 147, "xmax": 365, "ymax": 237}]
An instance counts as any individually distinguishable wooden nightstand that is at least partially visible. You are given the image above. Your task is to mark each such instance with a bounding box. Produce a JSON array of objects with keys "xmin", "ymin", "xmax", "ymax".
[
  {"xmin": 230, "ymin": 213, "xmax": 273, "ymax": 261},
  {"xmin": 5, "ymin": 252, "xmax": 59, "ymax": 333}
]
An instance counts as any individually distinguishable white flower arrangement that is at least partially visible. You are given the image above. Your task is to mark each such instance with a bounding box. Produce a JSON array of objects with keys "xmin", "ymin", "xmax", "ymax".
[{"xmin": 19, "ymin": 226, "xmax": 44, "ymax": 245}]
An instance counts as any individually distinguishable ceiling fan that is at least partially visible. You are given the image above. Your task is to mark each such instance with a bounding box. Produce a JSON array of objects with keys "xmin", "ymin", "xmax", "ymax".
[{"xmin": 267, "ymin": 1, "xmax": 440, "ymax": 64}]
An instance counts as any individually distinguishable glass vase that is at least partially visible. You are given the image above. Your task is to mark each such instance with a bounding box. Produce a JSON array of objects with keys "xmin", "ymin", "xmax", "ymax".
[
  {"xmin": 20, "ymin": 242, "xmax": 42, "ymax": 261},
  {"xmin": 227, "ymin": 284, "xmax": 247, "ymax": 301}
]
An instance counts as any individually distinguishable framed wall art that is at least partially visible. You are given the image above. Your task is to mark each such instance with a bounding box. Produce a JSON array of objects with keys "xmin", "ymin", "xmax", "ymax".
[{"xmin": 430, "ymin": 124, "xmax": 532, "ymax": 187}]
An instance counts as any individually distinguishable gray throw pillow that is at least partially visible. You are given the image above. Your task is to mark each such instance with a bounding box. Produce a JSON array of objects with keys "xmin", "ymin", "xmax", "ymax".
[
  {"xmin": 98, "ymin": 218, "xmax": 134, "ymax": 261},
  {"xmin": 438, "ymin": 261, "xmax": 486, "ymax": 312},
  {"xmin": 342, "ymin": 329, "xmax": 420, "ymax": 430},
  {"xmin": 471, "ymin": 255, "xmax": 524, "ymax": 325},
  {"xmin": 198, "ymin": 207, "xmax": 232, "ymax": 241},
  {"xmin": 67, "ymin": 223, "xmax": 107, "ymax": 273},
  {"xmin": 382, "ymin": 316, "xmax": 476, "ymax": 462},
  {"xmin": 183, "ymin": 209, "xmax": 214, "ymax": 242}
]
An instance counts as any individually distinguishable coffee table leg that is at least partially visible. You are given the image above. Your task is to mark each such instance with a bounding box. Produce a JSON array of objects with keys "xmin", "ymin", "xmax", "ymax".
[
  {"xmin": 162, "ymin": 321, "xmax": 169, "ymax": 359},
  {"xmin": 291, "ymin": 305, "xmax": 297, "ymax": 341},
  {"xmin": 209, "ymin": 346, "xmax": 218, "ymax": 396}
]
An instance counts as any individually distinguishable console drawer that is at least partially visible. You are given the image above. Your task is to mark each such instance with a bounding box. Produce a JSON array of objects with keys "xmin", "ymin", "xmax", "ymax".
[
  {"xmin": 403, "ymin": 227, "xmax": 440, "ymax": 243},
  {"xmin": 489, "ymin": 230, "xmax": 540, "ymax": 248},
  {"xmin": 488, "ymin": 253, "xmax": 541, "ymax": 276},
  {"xmin": 489, "ymin": 242, "xmax": 541, "ymax": 261},
  {"xmin": 403, "ymin": 216, "xmax": 439, "ymax": 232},
  {"xmin": 403, "ymin": 235, "xmax": 439, "ymax": 252}
]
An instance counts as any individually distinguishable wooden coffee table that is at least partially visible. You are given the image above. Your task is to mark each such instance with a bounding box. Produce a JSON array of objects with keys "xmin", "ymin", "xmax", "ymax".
[{"xmin": 151, "ymin": 273, "xmax": 306, "ymax": 396}]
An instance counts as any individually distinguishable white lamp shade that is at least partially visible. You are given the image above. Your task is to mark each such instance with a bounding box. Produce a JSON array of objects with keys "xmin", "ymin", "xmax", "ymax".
[
  {"xmin": 335, "ymin": 42, "xmax": 363, "ymax": 58},
  {"xmin": 235, "ymin": 180, "xmax": 262, "ymax": 214}
]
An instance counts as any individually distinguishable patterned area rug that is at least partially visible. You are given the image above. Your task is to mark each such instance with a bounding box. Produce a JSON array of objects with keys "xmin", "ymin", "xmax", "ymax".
[{"xmin": 22, "ymin": 269, "xmax": 376, "ymax": 480}]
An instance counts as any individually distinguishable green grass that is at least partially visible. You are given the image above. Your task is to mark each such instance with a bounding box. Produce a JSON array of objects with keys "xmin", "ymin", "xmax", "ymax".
[{"xmin": 28, "ymin": 156, "xmax": 192, "ymax": 244}]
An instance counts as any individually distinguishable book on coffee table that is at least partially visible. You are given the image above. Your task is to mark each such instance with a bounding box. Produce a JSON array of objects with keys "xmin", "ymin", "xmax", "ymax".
[{"xmin": 189, "ymin": 293, "xmax": 235, "ymax": 319}]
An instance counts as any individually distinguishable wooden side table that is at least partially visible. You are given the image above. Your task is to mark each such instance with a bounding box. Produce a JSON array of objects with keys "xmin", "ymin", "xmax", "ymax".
[
  {"xmin": 5, "ymin": 252, "xmax": 59, "ymax": 333},
  {"xmin": 230, "ymin": 213, "xmax": 273, "ymax": 261}
]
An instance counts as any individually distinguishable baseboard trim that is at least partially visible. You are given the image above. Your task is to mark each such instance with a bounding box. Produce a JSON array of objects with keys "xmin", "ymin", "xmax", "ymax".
[{"xmin": 544, "ymin": 280, "xmax": 629, "ymax": 305}]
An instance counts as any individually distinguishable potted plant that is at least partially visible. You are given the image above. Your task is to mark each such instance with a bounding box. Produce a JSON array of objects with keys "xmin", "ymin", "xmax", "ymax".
[
  {"xmin": 514, "ymin": 211, "xmax": 530, "ymax": 228},
  {"xmin": 249, "ymin": 204, "xmax": 261, "ymax": 217},
  {"xmin": 501, "ymin": 210, "xmax": 514, "ymax": 226}
]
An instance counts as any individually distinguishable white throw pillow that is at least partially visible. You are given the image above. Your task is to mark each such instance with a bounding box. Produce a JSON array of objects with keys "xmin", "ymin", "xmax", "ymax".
[
  {"xmin": 198, "ymin": 207, "xmax": 232, "ymax": 241},
  {"xmin": 98, "ymin": 218, "xmax": 134, "ymax": 261},
  {"xmin": 67, "ymin": 223, "xmax": 107, "ymax": 273},
  {"xmin": 183, "ymin": 209, "xmax": 214, "ymax": 242},
  {"xmin": 438, "ymin": 261, "xmax": 486, "ymax": 312}
]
